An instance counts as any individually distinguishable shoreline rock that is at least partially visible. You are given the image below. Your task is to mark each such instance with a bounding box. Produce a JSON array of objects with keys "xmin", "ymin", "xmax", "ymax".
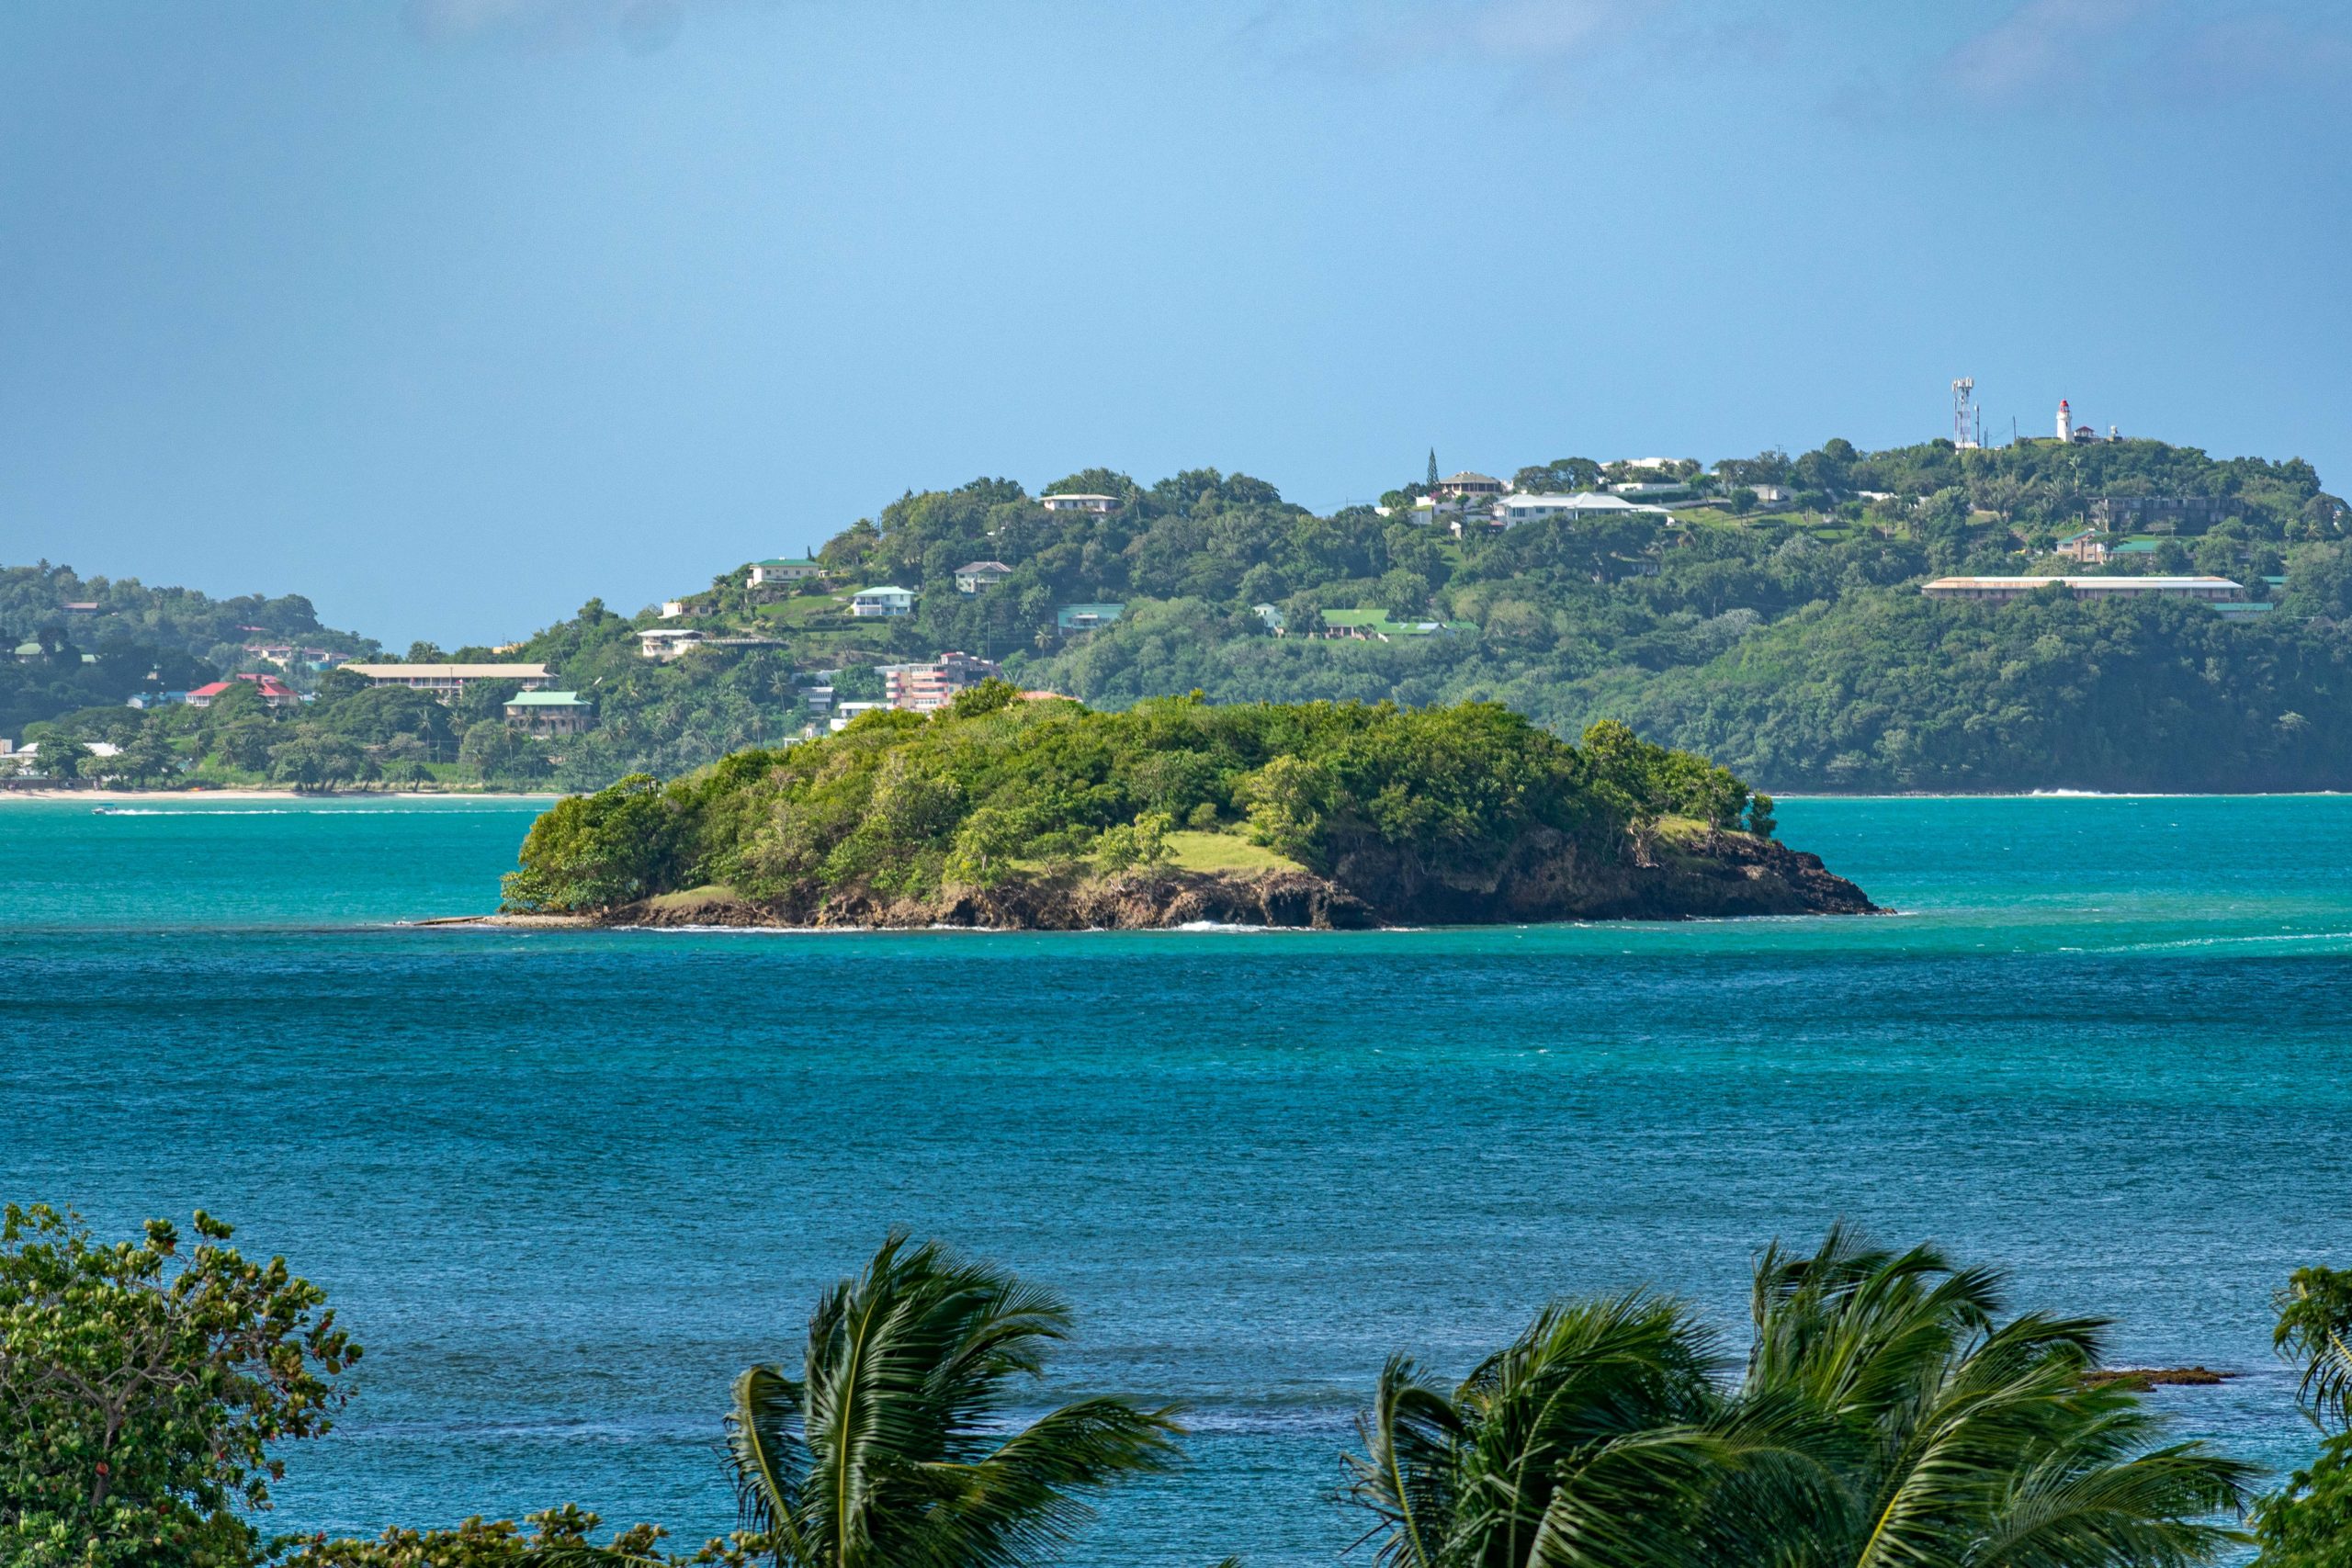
[
  {"xmin": 2083, "ymin": 1366, "xmax": 2236, "ymax": 1391},
  {"xmin": 558, "ymin": 831, "xmax": 1878, "ymax": 932}
]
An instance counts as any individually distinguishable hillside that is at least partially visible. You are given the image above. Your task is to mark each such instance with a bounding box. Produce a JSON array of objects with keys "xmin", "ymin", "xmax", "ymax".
[
  {"xmin": 0, "ymin": 564, "xmax": 378, "ymax": 741},
  {"xmin": 498, "ymin": 687, "xmax": 1873, "ymax": 928},
  {"xmin": 12, "ymin": 436, "xmax": 2352, "ymax": 794}
]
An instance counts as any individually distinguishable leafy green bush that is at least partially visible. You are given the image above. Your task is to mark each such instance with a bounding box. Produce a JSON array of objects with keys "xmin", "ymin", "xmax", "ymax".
[
  {"xmin": 500, "ymin": 775, "xmax": 684, "ymax": 912},
  {"xmin": 0, "ymin": 1206, "xmax": 358, "ymax": 1568}
]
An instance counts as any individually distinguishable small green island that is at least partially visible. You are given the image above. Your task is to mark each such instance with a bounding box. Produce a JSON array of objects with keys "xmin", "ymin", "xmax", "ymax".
[{"xmin": 499, "ymin": 685, "xmax": 1873, "ymax": 929}]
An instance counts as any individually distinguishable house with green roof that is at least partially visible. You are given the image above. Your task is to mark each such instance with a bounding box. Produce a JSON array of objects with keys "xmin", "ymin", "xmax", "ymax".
[
  {"xmin": 1056, "ymin": 603, "xmax": 1125, "ymax": 635},
  {"xmin": 1317, "ymin": 608, "xmax": 1476, "ymax": 641},
  {"xmin": 503, "ymin": 690, "xmax": 594, "ymax": 737}
]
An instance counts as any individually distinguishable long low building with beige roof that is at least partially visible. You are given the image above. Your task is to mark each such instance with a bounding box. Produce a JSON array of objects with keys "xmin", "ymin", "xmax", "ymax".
[
  {"xmin": 339, "ymin": 662, "xmax": 552, "ymax": 699},
  {"xmin": 1920, "ymin": 576, "xmax": 2244, "ymax": 604}
]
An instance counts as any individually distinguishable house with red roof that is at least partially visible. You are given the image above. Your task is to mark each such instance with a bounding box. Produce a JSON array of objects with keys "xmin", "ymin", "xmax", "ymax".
[{"xmin": 187, "ymin": 672, "xmax": 300, "ymax": 710}]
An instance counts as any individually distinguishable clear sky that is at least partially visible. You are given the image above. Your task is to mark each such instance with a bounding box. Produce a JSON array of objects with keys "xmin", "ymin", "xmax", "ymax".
[{"xmin": 4, "ymin": 0, "xmax": 2346, "ymax": 646}]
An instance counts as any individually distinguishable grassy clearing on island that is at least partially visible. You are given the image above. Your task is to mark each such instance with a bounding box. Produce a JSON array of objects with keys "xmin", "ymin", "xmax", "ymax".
[{"xmin": 1159, "ymin": 829, "xmax": 1305, "ymax": 877}]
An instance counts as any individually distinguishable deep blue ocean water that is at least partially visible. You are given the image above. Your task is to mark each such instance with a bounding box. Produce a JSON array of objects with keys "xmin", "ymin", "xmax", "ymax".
[{"xmin": 5, "ymin": 794, "xmax": 2351, "ymax": 1562}]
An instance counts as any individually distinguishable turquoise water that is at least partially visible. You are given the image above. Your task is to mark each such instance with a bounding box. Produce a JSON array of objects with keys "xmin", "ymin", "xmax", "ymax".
[{"xmin": 6, "ymin": 794, "xmax": 2351, "ymax": 1560}]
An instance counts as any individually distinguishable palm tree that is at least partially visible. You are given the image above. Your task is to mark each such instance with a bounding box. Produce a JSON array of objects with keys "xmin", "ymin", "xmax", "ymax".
[
  {"xmin": 725, "ymin": 1233, "xmax": 1183, "ymax": 1568},
  {"xmin": 1347, "ymin": 1226, "xmax": 2254, "ymax": 1568},
  {"xmin": 2274, "ymin": 1265, "xmax": 2352, "ymax": 1430}
]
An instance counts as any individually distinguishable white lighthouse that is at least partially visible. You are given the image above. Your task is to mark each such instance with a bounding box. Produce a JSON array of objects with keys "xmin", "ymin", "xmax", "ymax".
[{"xmin": 2056, "ymin": 399, "xmax": 2072, "ymax": 440}]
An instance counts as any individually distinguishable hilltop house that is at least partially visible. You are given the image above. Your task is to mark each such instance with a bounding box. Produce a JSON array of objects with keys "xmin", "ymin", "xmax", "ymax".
[
  {"xmin": 850, "ymin": 586, "xmax": 916, "ymax": 618},
  {"xmin": 954, "ymin": 560, "xmax": 1013, "ymax": 594},
  {"xmin": 1041, "ymin": 492, "xmax": 1120, "ymax": 514},
  {"xmin": 1496, "ymin": 492, "xmax": 1673, "ymax": 526},
  {"xmin": 340, "ymin": 662, "xmax": 551, "ymax": 700},
  {"xmin": 750, "ymin": 558, "xmax": 823, "ymax": 587}
]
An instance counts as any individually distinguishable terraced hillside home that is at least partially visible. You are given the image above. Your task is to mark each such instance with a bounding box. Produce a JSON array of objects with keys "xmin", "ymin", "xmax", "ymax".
[
  {"xmin": 849, "ymin": 585, "xmax": 916, "ymax": 617},
  {"xmin": 749, "ymin": 557, "xmax": 822, "ymax": 587},
  {"xmin": 954, "ymin": 560, "xmax": 1013, "ymax": 593},
  {"xmin": 881, "ymin": 651, "xmax": 1001, "ymax": 713}
]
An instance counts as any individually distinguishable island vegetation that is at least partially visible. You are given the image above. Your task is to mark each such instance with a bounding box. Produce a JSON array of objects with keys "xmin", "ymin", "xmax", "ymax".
[
  {"xmin": 10, "ymin": 434, "xmax": 2352, "ymax": 795},
  {"xmin": 18, "ymin": 1205, "xmax": 2352, "ymax": 1567},
  {"xmin": 497, "ymin": 686, "xmax": 1869, "ymax": 928}
]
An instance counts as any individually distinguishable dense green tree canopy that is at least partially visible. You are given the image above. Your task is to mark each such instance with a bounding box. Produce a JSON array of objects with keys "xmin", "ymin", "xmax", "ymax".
[{"xmin": 0, "ymin": 1205, "xmax": 357, "ymax": 1568}]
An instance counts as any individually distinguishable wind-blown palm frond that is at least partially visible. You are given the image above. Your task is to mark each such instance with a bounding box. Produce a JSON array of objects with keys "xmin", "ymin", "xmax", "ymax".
[
  {"xmin": 1343, "ymin": 1356, "xmax": 1469, "ymax": 1568},
  {"xmin": 1973, "ymin": 1411, "xmax": 2256, "ymax": 1568},
  {"xmin": 1346, "ymin": 1228, "xmax": 2252, "ymax": 1568},
  {"xmin": 726, "ymin": 1232, "xmax": 1182, "ymax": 1568},
  {"xmin": 1527, "ymin": 1390, "xmax": 1855, "ymax": 1568},
  {"xmin": 728, "ymin": 1364, "xmax": 811, "ymax": 1551},
  {"xmin": 2275, "ymin": 1266, "xmax": 2352, "ymax": 1431}
]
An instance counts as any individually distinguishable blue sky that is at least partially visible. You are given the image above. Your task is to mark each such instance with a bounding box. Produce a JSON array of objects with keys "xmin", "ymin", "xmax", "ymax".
[{"xmin": 3, "ymin": 0, "xmax": 2347, "ymax": 645}]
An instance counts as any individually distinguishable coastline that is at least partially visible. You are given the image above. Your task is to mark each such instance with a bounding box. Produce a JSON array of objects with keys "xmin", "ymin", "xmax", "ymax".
[{"xmin": 0, "ymin": 787, "xmax": 562, "ymax": 803}]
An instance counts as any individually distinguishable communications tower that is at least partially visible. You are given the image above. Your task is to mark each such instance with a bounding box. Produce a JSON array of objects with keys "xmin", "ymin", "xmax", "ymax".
[{"xmin": 1951, "ymin": 378, "xmax": 1979, "ymax": 449}]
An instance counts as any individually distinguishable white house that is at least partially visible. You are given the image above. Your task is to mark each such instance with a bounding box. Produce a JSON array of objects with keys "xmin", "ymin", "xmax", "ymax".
[
  {"xmin": 1496, "ymin": 492, "xmax": 1673, "ymax": 525},
  {"xmin": 954, "ymin": 560, "xmax": 1013, "ymax": 594},
  {"xmin": 640, "ymin": 627, "xmax": 706, "ymax": 660},
  {"xmin": 1040, "ymin": 493, "xmax": 1119, "ymax": 514},
  {"xmin": 850, "ymin": 585, "xmax": 916, "ymax": 618},
  {"xmin": 829, "ymin": 700, "xmax": 891, "ymax": 732},
  {"xmin": 750, "ymin": 558, "xmax": 823, "ymax": 587}
]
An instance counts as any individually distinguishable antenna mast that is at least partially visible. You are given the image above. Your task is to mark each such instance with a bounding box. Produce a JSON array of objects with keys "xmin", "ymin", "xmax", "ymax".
[{"xmin": 1951, "ymin": 378, "xmax": 1979, "ymax": 449}]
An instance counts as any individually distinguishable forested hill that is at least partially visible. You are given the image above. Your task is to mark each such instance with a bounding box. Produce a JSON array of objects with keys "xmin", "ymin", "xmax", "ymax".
[
  {"xmin": 786, "ymin": 442, "xmax": 2352, "ymax": 793},
  {"xmin": 12, "ymin": 436, "xmax": 2352, "ymax": 795},
  {"xmin": 0, "ymin": 564, "xmax": 378, "ymax": 739}
]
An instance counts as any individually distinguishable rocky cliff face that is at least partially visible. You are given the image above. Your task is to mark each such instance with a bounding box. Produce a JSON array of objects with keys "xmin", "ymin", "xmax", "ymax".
[{"xmin": 598, "ymin": 829, "xmax": 1874, "ymax": 931}]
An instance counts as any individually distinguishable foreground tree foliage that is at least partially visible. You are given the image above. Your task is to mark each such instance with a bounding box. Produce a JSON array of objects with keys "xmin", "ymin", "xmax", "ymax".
[
  {"xmin": 724, "ymin": 1234, "xmax": 1183, "ymax": 1568},
  {"xmin": 500, "ymin": 685, "xmax": 1768, "ymax": 913},
  {"xmin": 1346, "ymin": 1226, "xmax": 2255, "ymax": 1568},
  {"xmin": 269, "ymin": 1504, "xmax": 769, "ymax": 1567},
  {"xmin": 2252, "ymin": 1266, "xmax": 2352, "ymax": 1565},
  {"xmin": 8, "ymin": 1211, "xmax": 2298, "ymax": 1567},
  {"xmin": 0, "ymin": 1205, "xmax": 359, "ymax": 1568}
]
